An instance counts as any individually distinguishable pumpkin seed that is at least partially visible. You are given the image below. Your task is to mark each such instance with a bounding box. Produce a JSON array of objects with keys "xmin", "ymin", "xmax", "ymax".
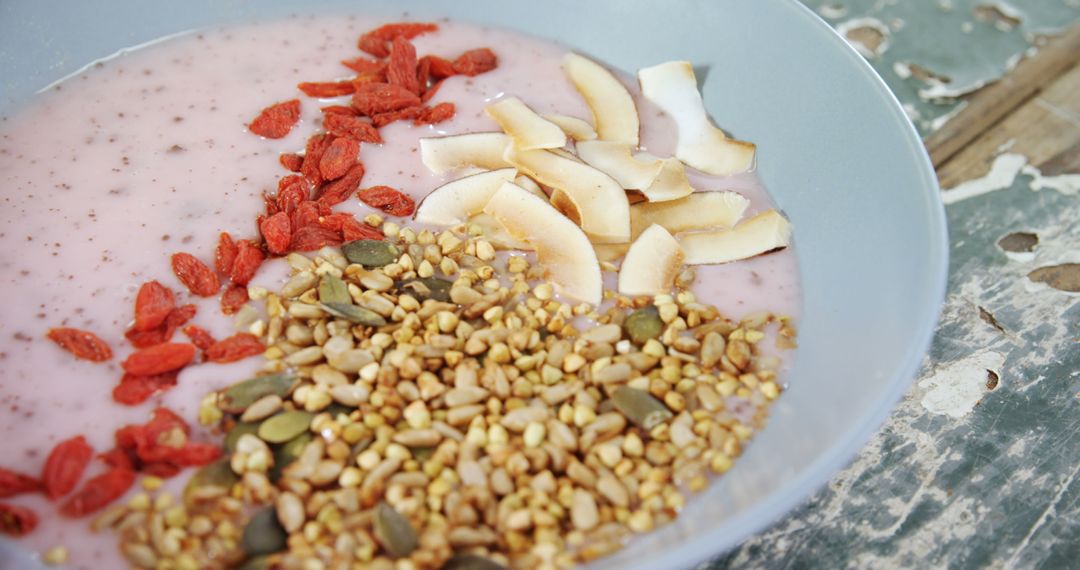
[
  {"xmin": 374, "ymin": 502, "xmax": 418, "ymax": 557},
  {"xmin": 241, "ymin": 506, "xmax": 287, "ymax": 556},
  {"xmin": 237, "ymin": 555, "xmax": 271, "ymax": 570},
  {"xmin": 611, "ymin": 387, "xmax": 673, "ymax": 430},
  {"xmin": 317, "ymin": 274, "xmax": 351, "ymax": 305},
  {"xmin": 442, "ymin": 554, "xmax": 507, "ymax": 570},
  {"xmin": 269, "ymin": 432, "xmax": 312, "ymax": 483},
  {"xmin": 398, "ymin": 277, "xmax": 453, "ymax": 302},
  {"xmin": 343, "ymin": 239, "xmax": 400, "ymax": 267},
  {"xmin": 624, "ymin": 306, "xmax": 663, "ymax": 344},
  {"xmin": 183, "ymin": 459, "xmax": 239, "ymax": 503},
  {"xmin": 220, "ymin": 374, "xmax": 296, "ymax": 414},
  {"xmin": 321, "ymin": 302, "xmax": 387, "ymax": 326},
  {"xmin": 409, "ymin": 446, "xmax": 435, "ymax": 462},
  {"xmin": 258, "ymin": 411, "xmax": 313, "ymax": 444},
  {"xmin": 224, "ymin": 422, "xmax": 260, "ymax": 453}
]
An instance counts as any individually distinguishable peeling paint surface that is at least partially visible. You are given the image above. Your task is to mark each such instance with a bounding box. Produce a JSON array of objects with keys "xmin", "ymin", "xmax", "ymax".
[{"xmin": 703, "ymin": 2, "xmax": 1080, "ymax": 568}]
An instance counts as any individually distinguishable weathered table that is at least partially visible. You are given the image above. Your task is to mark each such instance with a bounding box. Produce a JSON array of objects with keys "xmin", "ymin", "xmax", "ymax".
[{"xmin": 708, "ymin": 2, "xmax": 1080, "ymax": 567}]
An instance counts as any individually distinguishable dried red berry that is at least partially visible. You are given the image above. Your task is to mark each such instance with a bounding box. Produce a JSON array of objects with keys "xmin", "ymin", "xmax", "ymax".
[
  {"xmin": 181, "ymin": 325, "xmax": 216, "ymax": 351},
  {"xmin": 46, "ymin": 328, "xmax": 113, "ymax": 362},
  {"xmin": 371, "ymin": 105, "xmax": 425, "ymax": 128},
  {"xmin": 387, "ymin": 36, "xmax": 420, "ymax": 95},
  {"xmin": 341, "ymin": 57, "xmax": 387, "ymax": 76},
  {"xmin": 421, "ymin": 79, "xmax": 445, "ymax": 103},
  {"xmin": 42, "ymin": 436, "xmax": 93, "ymax": 500},
  {"xmin": 279, "ymin": 153, "xmax": 304, "ymax": 172},
  {"xmin": 112, "ymin": 371, "xmax": 179, "ymax": 406},
  {"xmin": 351, "ymin": 82, "xmax": 422, "ymax": 117},
  {"xmin": 368, "ymin": 22, "xmax": 439, "ymax": 41},
  {"xmin": 0, "ymin": 468, "xmax": 41, "ymax": 499},
  {"xmin": 248, "ymin": 99, "xmax": 301, "ymax": 139},
  {"xmin": 324, "ymin": 113, "xmax": 382, "ymax": 143},
  {"xmin": 342, "ymin": 217, "xmax": 385, "ymax": 241},
  {"xmin": 415, "ymin": 102, "xmax": 455, "ymax": 125},
  {"xmin": 59, "ymin": 468, "xmax": 135, "ymax": 517},
  {"xmin": 171, "ymin": 253, "xmax": 221, "ymax": 297},
  {"xmin": 357, "ymin": 185, "xmax": 416, "ymax": 217},
  {"xmin": 220, "ymin": 284, "xmax": 249, "ymax": 315},
  {"xmin": 230, "ymin": 241, "xmax": 265, "ymax": 286},
  {"xmin": 300, "ymin": 133, "xmax": 333, "ymax": 187},
  {"xmin": 260, "ymin": 212, "xmax": 292, "ymax": 256},
  {"xmin": 121, "ymin": 343, "xmax": 196, "ymax": 376},
  {"xmin": 0, "ymin": 503, "xmax": 38, "ymax": 536},
  {"xmin": 298, "ymin": 81, "xmax": 357, "ymax": 98},
  {"xmin": 98, "ymin": 448, "xmax": 135, "ymax": 471},
  {"xmin": 321, "ymin": 104, "xmax": 360, "ymax": 116},
  {"xmin": 134, "ymin": 281, "xmax": 175, "ymax": 332},
  {"xmin": 205, "ymin": 333, "xmax": 264, "ymax": 364},
  {"xmin": 290, "ymin": 225, "xmax": 344, "ymax": 252},
  {"xmin": 214, "ymin": 232, "xmax": 238, "ymax": 276},
  {"xmin": 319, "ymin": 137, "xmax": 360, "ymax": 181},
  {"xmin": 316, "ymin": 163, "xmax": 366, "ymax": 208},
  {"xmin": 420, "ymin": 55, "xmax": 457, "ymax": 80},
  {"xmin": 452, "ymin": 48, "xmax": 498, "ymax": 76},
  {"xmin": 358, "ymin": 32, "xmax": 391, "ymax": 58}
]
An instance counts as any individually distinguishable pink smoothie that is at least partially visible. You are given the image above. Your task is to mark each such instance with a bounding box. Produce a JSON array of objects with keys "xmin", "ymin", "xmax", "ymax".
[{"xmin": 0, "ymin": 15, "xmax": 799, "ymax": 568}]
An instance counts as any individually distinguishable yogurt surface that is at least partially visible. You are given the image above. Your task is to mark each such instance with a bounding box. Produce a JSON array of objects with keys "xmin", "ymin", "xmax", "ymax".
[{"xmin": 0, "ymin": 15, "xmax": 798, "ymax": 568}]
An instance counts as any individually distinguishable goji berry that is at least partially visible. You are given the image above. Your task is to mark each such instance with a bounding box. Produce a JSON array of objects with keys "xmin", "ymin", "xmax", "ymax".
[
  {"xmin": 59, "ymin": 468, "xmax": 135, "ymax": 517},
  {"xmin": 420, "ymin": 55, "xmax": 457, "ymax": 80},
  {"xmin": 205, "ymin": 333, "xmax": 264, "ymax": 364},
  {"xmin": 421, "ymin": 79, "xmax": 445, "ymax": 103},
  {"xmin": 124, "ymin": 326, "xmax": 168, "ymax": 348},
  {"xmin": 248, "ymin": 99, "xmax": 301, "ymax": 139},
  {"xmin": 98, "ymin": 448, "xmax": 135, "ymax": 471},
  {"xmin": 301, "ymin": 133, "xmax": 333, "ymax": 187},
  {"xmin": 324, "ymin": 113, "xmax": 382, "ymax": 143},
  {"xmin": 42, "ymin": 436, "xmax": 93, "ymax": 500},
  {"xmin": 321, "ymin": 104, "xmax": 359, "ymax": 116},
  {"xmin": 316, "ymin": 163, "xmax": 366, "ymax": 208},
  {"xmin": 122, "ymin": 343, "xmax": 196, "ymax": 376},
  {"xmin": 260, "ymin": 212, "xmax": 292, "ymax": 255},
  {"xmin": 114, "ymin": 425, "xmax": 140, "ymax": 452},
  {"xmin": 141, "ymin": 462, "xmax": 181, "ymax": 478},
  {"xmin": 230, "ymin": 240, "xmax": 265, "ymax": 286},
  {"xmin": 342, "ymin": 217, "xmax": 385, "ymax": 242},
  {"xmin": 357, "ymin": 185, "xmax": 416, "ymax": 217},
  {"xmin": 352, "ymin": 73, "xmax": 382, "ymax": 89},
  {"xmin": 452, "ymin": 48, "xmax": 498, "ymax": 76},
  {"xmin": 319, "ymin": 137, "xmax": 360, "ymax": 181},
  {"xmin": 371, "ymin": 105, "xmax": 425, "ymax": 128},
  {"xmin": 220, "ymin": 284, "xmax": 249, "ymax": 315},
  {"xmin": 214, "ymin": 232, "xmax": 238, "ymax": 276},
  {"xmin": 341, "ymin": 57, "xmax": 386, "ymax": 76},
  {"xmin": 387, "ymin": 36, "xmax": 420, "ymax": 95},
  {"xmin": 351, "ymin": 82, "xmax": 422, "ymax": 117},
  {"xmin": 132, "ymin": 409, "xmax": 190, "ymax": 464},
  {"xmin": 0, "ymin": 468, "xmax": 41, "ymax": 499},
  {"xmin": 415, "ymin": 102, "xmax": 455, "ymax": 125},
  {"xmin": 171, "ymin": 253, "xmax": 220, "ymax": 297},
  {"xmin": 368, "ymin": 22, "xmax": 439, "ymax": 41},
  {"xmin": 298, "ymin": 81, "xmax": 356, "ymax": 98},
  {"xmin": 46, "ymin": 328, "xmax": 113, "ymax": 362},
  {"xmin": 291, "ymin": 201, "xmax": 322, "ymax": 230},
  {"xmin": 289, "ymin": 225, "xmax": 343, "ymax": 252},
  {"xmin": 171, "ymin": 443, "xmax": 221, "ymax": 467},
  {"xmin": 279, "ymin": 153, "xmax": 303, "ymax": 172},
  {"xmin": 358, "ymin": 32, "xmax": 391, "ymax": 58},
  {"xmin": 181, "ymin": 325, "xmax": 216, "ymax": 351},
  {"xmin": 133, "ymin": 281, "xmax": 175, "ymax": 332},
  {"xmin": 277, "ymin": 179, "xmax": 310, "ymax": 215},
  {"xmin": 112, "ymin": 371, "xmax": 179, "ymax": 405},
  {"xmin": 0, "ymin": 503, "xmax": 38, "ymax": 536}
]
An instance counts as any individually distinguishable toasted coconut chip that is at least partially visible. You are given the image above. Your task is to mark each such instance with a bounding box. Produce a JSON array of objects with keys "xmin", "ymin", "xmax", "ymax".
[
  {"xmin": 680, "ymin": 209, "xmax": 791, "ymax": 265},
  {"xmin": 504, "ymin": 145, "xmax": 630, "ymax": 244},
  {"xmin": 543, "ymin": 114, "xmax": 597, "ymax": 141},
  {"xmin": 549, "ymin": 190, "xmax": 581, "ymax": 226},
  {"xmin": 483, "ymin": 182, "xmax": 602, "ymax": 304},
  {"xmin": 576, "ymin": 141, "xmax": 663, "ymax": 191},
  {"xmin": 469, "ymin": 213, "xmax": 533, "ymax": 251},
  {"xmin": 618, "ymin": 225, "xmax": 685, "ymax": 296},
  {"xmin": 563, "ymin": 53, "xmax": 640, "ymax": 146},
  {"xmin": 631, "ymin": 191, "xmax": 749, "ymax": 238},
  {"xmin": 419, "ymin": 133, "xmax": 512, "ymax": 174},
  {"xmin": 413, "ymin": 168, "xmax": 518, "ymax": 225},
  {"xmin": 486, "ymin": 97, "xmax": 567, "ymax": 151},
  {"xmin": 595, "ymin": 243, "xmax": 630, "ymax": 263},
  {"xmin": 640, "ymin": 158, "xmax": 695, "ymax": 203},
  {"xmin": 513, "ymin": 174, "xmax": 547, "ymax": 198},
  {"xmin": 638, "ymin": 61, "xmax": 755, "ymax": 176}
]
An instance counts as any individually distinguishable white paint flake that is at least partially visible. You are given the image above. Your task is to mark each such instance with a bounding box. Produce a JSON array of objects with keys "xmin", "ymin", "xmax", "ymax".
[
  {"xmin": 918, "ymin": 350, "xmax": 1005, "ymax": 418},
  {"xmin": 1021, "ymin": 165, "xmax": 1080, "ymax": 196},
  {"xmin": 941, "ymin": 153, "xmax": 1027, "ymax": 204},
  {"xmin": 836, "ymin": 17, "xmax": 892, "ymax": 58}
]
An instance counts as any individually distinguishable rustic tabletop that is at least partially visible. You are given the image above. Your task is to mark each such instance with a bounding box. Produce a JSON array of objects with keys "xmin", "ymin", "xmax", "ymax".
[{"xmin": 708, "ymin": 2, "xmax": 1080, "ymax": 568}]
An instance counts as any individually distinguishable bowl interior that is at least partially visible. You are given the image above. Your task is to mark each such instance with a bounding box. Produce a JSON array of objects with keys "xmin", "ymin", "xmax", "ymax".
[{"xmin": 0, "ymin": 1, "xmax": 946, "ymax": 567}]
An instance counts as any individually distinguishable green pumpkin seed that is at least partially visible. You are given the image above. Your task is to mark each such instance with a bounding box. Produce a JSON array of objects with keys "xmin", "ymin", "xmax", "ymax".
[
  {"xmin": 269, "ymin": 432, "xmax": 312, "ymax": 483},
  {"xmin": 623, "ymin": 306, "xmax": 663, "ymax": 344},
  {"xmin": 398, "ymin": 277, "xmax": 453, "ymax": 302},
  {"xmin": 612, "ymin": 386, "xmax": 673, "ymax": 430},
  {"xmin": 374, "ymin": 502, "xmax": 418, "ymax": 557},
  {"xmin": 321, "ymin": 302, "xmax": 387, "ymax": 326},
  {"xmin": 342, "ymin": 240, "xmax": 400, "ymax": 267},
  {"xmin": 183, "ymin": 459, "xmax": 238, "ymax": 503},
  {"xmin": 241, "ymin": 506, "xmax": 287, "ymax": 556},
  {"xmin": 224, "ymin": 422, "xmax": 260, "ymax": 453},
  {"xmin": 258, "ymin": 411, "xmax": 313, "ymax": 444},
  {"xmin": 410, "ymin": 446, "xmax": 435, "ymax": 462},
  {"xmin": 442, "ymin": 554, "xmax": 507, "ymax": 570},
  {"xmin": 220, "ymin": 374, "xmax": 296, "ymax": 414},
  {"xmin": 318, "ymin": 274, "xmax": 351, "ymax": 305},
  {"xmin": 236, "ymin": 555, "xmax": 271, "ymax": 570}
]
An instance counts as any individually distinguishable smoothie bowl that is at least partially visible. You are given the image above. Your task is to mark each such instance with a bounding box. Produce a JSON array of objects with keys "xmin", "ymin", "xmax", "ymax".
[{"xmin": 0, "ymin": 1, "xmax": 947, "ymax": 569}]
